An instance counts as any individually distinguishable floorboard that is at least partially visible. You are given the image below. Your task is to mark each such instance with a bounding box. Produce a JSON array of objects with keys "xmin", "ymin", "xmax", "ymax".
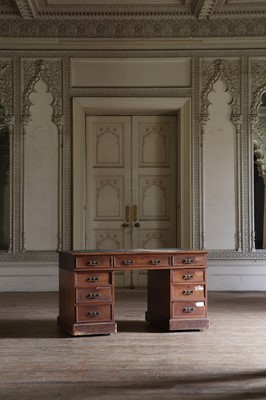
[{"xmin": 0, "ymin": 290, "xmax": 265, "ymax": 399}]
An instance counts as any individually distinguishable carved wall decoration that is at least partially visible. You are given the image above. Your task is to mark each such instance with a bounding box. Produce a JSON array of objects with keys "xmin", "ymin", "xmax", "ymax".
[
  {"xmin": 21, "ymin": 58, "xmax": 63, "ymax": 252},
  {"xmin": 249, "ymin": 58, "xmax": 266, "ymax": 251},
  {"xmin": 95, "ymin": 230, "xmax": 122, "ymax": 249},
  {"xmin": 249, "ymin": 59, "xmax": 266, "ymax": 176},
  {"xmin": 141, "ymin": 231, "xmax": 167, "ymax": 249},
  {"xmin": 0, "ymin": 48, "xmax": 266, "ymax": 265},
  {"xmin": 200, "ymin": 58, "xmax": 242, "ymax": 250},
  {"xmin": 0, "ymin": 60, "xmax": 13, "ymax": 253},
  {"xmin": 0, "ymin": 61, "xmax": 13, "ymax": 123},
  {"xmin": 0, "ymin": 18, "xmax": 266, "ymax": 39}
]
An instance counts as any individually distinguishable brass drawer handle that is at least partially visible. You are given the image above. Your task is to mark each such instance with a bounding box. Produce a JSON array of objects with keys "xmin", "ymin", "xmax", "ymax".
[
  {"xmin": 183, "ymin": 273, "xmax": 194, "ymax": 280},
  {"xmin": 183, "ymin": 258, "xmax": 194, "ymax": 264},
  {"xmin": 87, "ymin": 260, "xmax": 100, "ymax": 266},
  {"xmin": 88, "ymin": 293, "xmax": 100, "ymax": 299},
  {"xmin": 183, "ymin": 289, "xmax": 194, "ymax": 295},
  {"xmin": 88, "ymin": 311, "xmax": 100, "ymax": 317},
  {"xmin": 123, "ymin": 259, "xmax": 134, "ymax": 265},
  {"xmin": 150, "ymin": 259, "xmax": 161, "ymax": 265},
  {"xmin": 183, "ymin": 307, "xmax": 194, "ymax": 313},
  {"xmin": 87, "ymin": 276, "xmax": 99, "ymax": 282}
]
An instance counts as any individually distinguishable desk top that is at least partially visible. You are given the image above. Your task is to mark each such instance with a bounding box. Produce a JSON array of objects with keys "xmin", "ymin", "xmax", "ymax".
[{"xmin": 59, "ymin": 248, "xmax": 207, "ymax": 254}]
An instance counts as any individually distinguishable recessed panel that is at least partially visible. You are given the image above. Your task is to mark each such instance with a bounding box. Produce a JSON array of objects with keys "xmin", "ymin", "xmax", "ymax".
[
  {"xmin": 94, "ymin": 176, "xmax": 124, "ymax": 220},
  {"xmin": 139, "ymin": 229, "xmax": 168, "ymax": 249},
  {"xmin": 138, "ymin": 122, "xmax": 170, "ymax": 167},
  {"xmin": 71, "ymin": 58, "xmax": 191, "ymax": 88},
  {"xmin": 139, "ymin": 175, "xmax": 169, "ymax": 220},
  {"xmin": 95, "ymin": 229, "xmax": 124, "ymax": 249},
  {"xmin": 92, "ymin": 121, "xmax": 125, "ymax": 167}
]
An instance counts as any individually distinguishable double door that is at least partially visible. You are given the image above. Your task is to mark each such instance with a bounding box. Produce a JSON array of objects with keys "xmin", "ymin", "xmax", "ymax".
[{"xmin": 85, "ymin": 115, "xmax": 177, "ymax": 287}]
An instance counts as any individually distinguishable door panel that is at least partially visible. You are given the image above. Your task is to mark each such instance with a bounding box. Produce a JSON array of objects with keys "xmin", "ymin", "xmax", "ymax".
[
  {"xmin": 86, "ymin": 116, "xmax": 132, "ymax": 287},
  {"xmin": 86, "ymin": 115, "xmax": 176, "ymax": 288},
  {"xmin": 131, "ymin": 116, "xmax": 176, "ymax": 287}
]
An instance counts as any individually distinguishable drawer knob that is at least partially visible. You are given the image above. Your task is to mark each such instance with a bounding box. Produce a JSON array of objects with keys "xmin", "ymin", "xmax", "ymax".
[
  {"xmin": 183, "ymin": 258, "xmax": 193, "ymax": 264},
  {"xmin": 183, "ymin": 273, "xmax": 194, "ymax": 280},
  {"xmin": 87, "ymin": 276, "xmax": 99, "ymax": 282},
  {"xmin": 183, "ymin": 289, "xmax": 193, "ymax": 295},
  {"xmin": 123, "ymin": 259, "xmax": 134, "ymax": 265},
  {"xmin": 87, "ymin": 260, "xmax": 100, "ymax": 266},
  {"xmin": 183, "ymin": 307, "xmax": 194, "ymax": 313},
  {"xmin": 88, "ymin": 293, "xmax": 100, "ymax": 299},
  {"xmin": 88, "ymin": 311, "xmax": 100, "ymax": 317},
  {"xmin": 150, "ymin": 259, "xmax": 161, "ymax": 265}
]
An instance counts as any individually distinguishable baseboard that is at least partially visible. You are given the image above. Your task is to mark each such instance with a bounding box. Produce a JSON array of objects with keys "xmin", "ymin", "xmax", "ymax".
[
  {"xmin": 0, "ymin": 259, "xmax": 266, "ymax": 292},
  {"xmin": 0, "ymin": 261, "xmax": 58, "ymax": 292}
]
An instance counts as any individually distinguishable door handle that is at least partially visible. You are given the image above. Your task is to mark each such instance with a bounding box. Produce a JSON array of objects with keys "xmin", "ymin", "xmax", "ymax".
[
  {"xmin": 122, "ymin": 205, "xmax": 130, "ymax": 228},
  {"xmin": 133, "ymin": 205, "xmax": 140, "ymax": 227}
]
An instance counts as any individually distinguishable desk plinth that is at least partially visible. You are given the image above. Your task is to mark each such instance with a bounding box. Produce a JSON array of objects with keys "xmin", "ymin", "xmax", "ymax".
[{"xmin": 58, "ymin": 249, "xmax": 209, "ymax": 336}]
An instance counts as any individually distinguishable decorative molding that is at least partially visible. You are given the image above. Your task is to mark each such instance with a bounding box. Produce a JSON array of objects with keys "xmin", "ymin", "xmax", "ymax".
[
  {"xmin": 15, "ymin": 0, "xmax": 36, "ymax": 19},
  {"xmin": 249, "ymin": 58, "xmax": 266, "ymax": 251},
  {"xmin": 1, "ymin": 17, "xmax": 266, "ymax": 39},
  {"xmin": 0, "ymin": 49, "xmax": 266, "ymax": 263},
  {"xmin": 199, "ymin": 57, "xmax": 242, "ymax": 251},
  {"xmin": 0, "ymin": 60, "xmax": 13, "ymax": 118},
  {"xmin": 0, "ymin": 59, "xmax": 13, "ymax": 253},
  {"xmin": 21, "ymin": 58, "xmax": 63, "ymax": 252},
  {"xmin": 3, "ymin": 0, "xmax": 266, "ymax": 20},
  {"xmin": 22, "ymin": 59, "xmax": 63, "ymax": 128},
  {"xmin": 249, "ymin": 59, "xmax": 266, "ymax": 176},
  {"xmin": 194, "ymin": 0, "xmax": 216, "ymax": 19}
]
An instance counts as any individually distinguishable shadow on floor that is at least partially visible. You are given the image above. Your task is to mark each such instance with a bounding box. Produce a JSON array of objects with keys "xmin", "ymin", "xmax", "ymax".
[
  {"xmin": 0, "ymin": 319, "xmax": 69, "ymax": 338},
  {"xmin": 1, "ymin": 371, "xmax": 266, "ymax": 400}
]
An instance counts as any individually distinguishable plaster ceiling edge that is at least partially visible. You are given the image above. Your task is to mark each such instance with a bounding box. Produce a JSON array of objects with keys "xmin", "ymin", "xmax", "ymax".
[{"xmin": 0, "ymin": 36, "xmax": 266, "ymax": 50}]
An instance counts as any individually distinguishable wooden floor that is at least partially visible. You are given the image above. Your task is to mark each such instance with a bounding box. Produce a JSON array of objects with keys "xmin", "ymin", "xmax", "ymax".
[{"xmin": 0, "ymin": 290, "xmax": 266, "ymax": 400}]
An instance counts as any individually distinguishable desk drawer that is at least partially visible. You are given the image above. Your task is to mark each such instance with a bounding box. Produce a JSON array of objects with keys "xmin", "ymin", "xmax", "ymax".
[
  {"xmin": 172, "ymin": 254, "xmax": 207, "ymax": 267},
  {"xmin": 172, "ymin": 301, "xmax": 206, "ymax": 318},
  {"xmin": 114, "ymin": 255, "xmax": 171, "ymax": 268},
  {"xmin": 76, "ymin": 287, "xmax": 112, "ymax": 303},
  {"xmin": 76, "ymin": 272, "xmax": 112, "ymax": 287},
  {"xmin": 171, "ymin": 284, "xmax": 205, "ymax": 301},
  {"xmin": 76, "ymin": 304, "xmax": 112, "ymax": 322},
  {"xmin": 76, "ymin": 255, "xmax": 112, "ymax": 269},
  {"xmin": 172, "ymin": 269, "xmax": 205, "ymax": 283}
]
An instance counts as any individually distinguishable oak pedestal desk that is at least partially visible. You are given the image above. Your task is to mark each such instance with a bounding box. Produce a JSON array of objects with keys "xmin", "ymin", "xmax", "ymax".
[{"xmin": 57, "ymin": 249, "xmax": 209, "ymax": 336}]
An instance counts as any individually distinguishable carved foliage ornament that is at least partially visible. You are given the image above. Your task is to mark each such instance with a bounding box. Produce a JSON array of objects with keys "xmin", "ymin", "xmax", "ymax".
[
  {"xmin": 0, "ymin": 60, "xmax": 13, "ymax": 124},
  {"xmin": 200, "ymin": 58, "xmax": 241, "ymax": 126},
  {"xmin": 250, "ymin": 59, "xmax": 266, "ymax": 176},
  {"xmin": 22, "ymin": 59, "xmax": 63, "ymax": 128}
]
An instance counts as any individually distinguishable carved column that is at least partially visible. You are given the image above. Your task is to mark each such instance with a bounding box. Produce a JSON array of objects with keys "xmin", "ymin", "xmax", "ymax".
[
  {"xmin": 249, "ymin": 59, "xmax": 266, "ymax": 251},
  {"xmin": 263, "ymin": 175, "xmax": 266, "ymax": 249},
  {"xmin": 0, "ymin": 60, "xmax": 13, "ymax": 253}
]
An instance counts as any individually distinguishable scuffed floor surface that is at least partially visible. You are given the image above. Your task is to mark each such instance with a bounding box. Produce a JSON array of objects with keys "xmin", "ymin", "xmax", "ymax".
[{"xmin": 0, "ymin": 290, "xmax": 266, "ymax": 400}]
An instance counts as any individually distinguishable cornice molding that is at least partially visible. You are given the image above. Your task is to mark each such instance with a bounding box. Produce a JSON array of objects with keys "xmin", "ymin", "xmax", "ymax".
[
  {"xmin": 0, "ymin": 17, "xmax": 266, "ymax": 39},
  {"xmin": 15, "ymin": 0, "xmax": 36, "ymax": 19},
  {"xmin": 194, "ymin": 0, "xmax": 217, "ymax": 19}
]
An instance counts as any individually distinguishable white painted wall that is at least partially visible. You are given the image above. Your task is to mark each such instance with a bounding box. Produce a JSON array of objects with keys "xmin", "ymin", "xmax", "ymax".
[
  {"xmin": 204, "ymin": 79, "xmax": 237, "ymax": 250},
  {"xmin": 0, "ymin": 53, "xmax": 266, "ymax": 292},
  {"xmin": 24, "ymin": 79, "xmax": 58, "ymax": 251}
]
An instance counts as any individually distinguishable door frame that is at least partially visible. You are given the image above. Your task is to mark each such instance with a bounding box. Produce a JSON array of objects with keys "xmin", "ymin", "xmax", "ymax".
[{"xmin": 72, "ymin": 96, "xmax": 192, "ymax": 250}]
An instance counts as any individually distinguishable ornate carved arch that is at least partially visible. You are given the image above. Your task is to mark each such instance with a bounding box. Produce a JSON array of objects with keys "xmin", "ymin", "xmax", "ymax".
[
  {"xmin": 22, "ymin": 58, "xmax": 63, "ymax": 128},
  {"xmin": 200, "ymin": 58, "xmax": 241, "ymax": 126},
  {"xmin": 249, "ymin": 80, "xmax": 266, "ymax": 177}
]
